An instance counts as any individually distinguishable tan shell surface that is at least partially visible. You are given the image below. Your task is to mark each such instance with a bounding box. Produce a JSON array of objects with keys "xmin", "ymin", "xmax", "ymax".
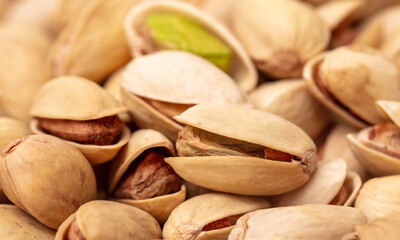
[
  {"xmin": 0, "ymin": 117, "xmax": 31, "ymax": 152},
  {"xmin": 228, "ymin": 204, "xmax": 367, "ymax": 240},
  {"xmin": 174, "ymin": 104, "xmax": 316, "ymax": 158},
  {"xmin": 30, "ymin": 119, "xmax": 130, "ymax": 165},
  {"xmin": 347, "ymin": 133, "xmax": 400, "ymax": 176},
  {"xmin": 124, "ymin": 0, "xmax": 257, "ymax": 93},
  {"xmin": 31, "ymin": 76, "xmax": 127, "ymax": 120},
  {"xmin": 355, "ymin": 175, "xmax": 400, "ymax": 221},
  {"xmin": 0, "ymin": 134, "xmax": 97, "ymax": 229},
  {"xmin": 376, "ymin": 100, "xmax": 400, "ymax": 128},
  {"xmin": 317, "ymin": 0, "xmax": 363, "ymax": 31},
  {"xmin": 343, "ymin": 171, "xmax": 362, "ymax": 207},
  {"xmin": 0, "ymin": 204, "xmax": 55, "ymax": 239},
  {"xmin": 381, "ymin": 28, "xmax": 400, "ymax": 64},
  {"xmin": 249, "ymin": 79, "xmax": 331, "ymax": 140},
  {"xmin": 163, "ymin": 193, "xmax": 270, "ymax": 240},
  {"xmin": 104, "ymin": 65, "xmax": 126, "ymax": 103},
  {"xmin": 355, "ymin": 218, "xmax": 400, "ymax": 240}
]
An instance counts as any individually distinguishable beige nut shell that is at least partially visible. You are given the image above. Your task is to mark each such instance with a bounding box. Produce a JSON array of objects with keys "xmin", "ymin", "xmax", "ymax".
[
  {"xmin": 0, "ymin": 117, "xmax": 31, "ymax": 152},
  {"xmin": 316, "ymin": 0, "xmax": 363, "ymax": 31},
  {"xmin": 56, "ymin": 200, "xmax": 161, "ymax": 240},
  {"xmin": 163, "ymin": 193, "xmax": 270, "ymax": 240},
  {"xmin": 343, "ymin": 218, "xmax": 400, "ymax": 240},
  {"xmin": 124, "ymin": 0, "xmax": 257, "ymax": 93},
  {"xmin": 108, "ymin": 129, "xmax": 186, "ymax": 223}
]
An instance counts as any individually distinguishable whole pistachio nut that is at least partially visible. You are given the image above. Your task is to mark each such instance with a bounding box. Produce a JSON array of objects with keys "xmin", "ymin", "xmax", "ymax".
[
  {"xmin": 163, "ymin": 193, "xmax": 270, "ymax": 240},
  {"xmin": 55, "ymin": 200, "xmax": 161, "ymax": 240},
  {"xmin": 304, "ymin": 46, "xmax": 400, "ymax": 128},
  {"xmin": 355, "ymin": 175, "xmax": 400, "ymax": 221},
  {"xmin": 121, "ymin": 51, "xmax": 250, "ymax": 141},
  {"xmin": 342, "ymin": 218, "xmax": 400, "ymax": 240},
  {"xmin": 109, "ymin": 129, "xmax": 185, "ymax": 223},
  {"xmin": 0, "ymin": 204, "xmax": 55, "ymax": 239},
  {"xmin": 232, "ymin": 0, "xmax": 330, "ymax": 79},
  {"xmin": 124, "ymin": 0, "xmax": 257, "ymax": 92},
  {"xmin": 167, "ymin": 104, "xmax": 317, "ymax": 196},
  {"xmin": 30, "ymin": 76, "xmax": 130, "ymax": 165},
  {"xmin": 249, "ymin": 79, "xmax": 331, "ymax": 140},
  {"xmin": 0, "ymin": 134, "xmax": 97, "ymax": 229},
  {"xmin": 228, "ymin": 204, "xmax": 367, "ymax": 240}
]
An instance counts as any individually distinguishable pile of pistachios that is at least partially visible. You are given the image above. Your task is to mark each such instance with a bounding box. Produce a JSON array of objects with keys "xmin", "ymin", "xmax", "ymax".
[{"xmin": 1, "ymin": 0, "xmax": 400, "ymax": 239}]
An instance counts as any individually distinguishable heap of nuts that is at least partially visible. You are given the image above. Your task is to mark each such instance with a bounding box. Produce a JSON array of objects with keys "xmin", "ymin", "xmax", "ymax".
[{"xmin": 1, "ymin": 0, "xmax": 400, "ymax": 239}]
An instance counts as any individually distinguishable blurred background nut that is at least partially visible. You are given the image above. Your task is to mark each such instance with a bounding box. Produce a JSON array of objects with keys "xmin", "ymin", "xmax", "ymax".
[
  {"xmin": 341, "ymin": 217, "xmax": 400, "ymax": 240},
  {"xmin": 0, "ymin": 134, "xmax": 97, "ymax": 229}
]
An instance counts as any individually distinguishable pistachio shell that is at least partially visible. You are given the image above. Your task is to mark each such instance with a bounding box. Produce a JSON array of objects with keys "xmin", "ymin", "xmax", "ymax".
[
  {"xmin": 104, "ymin": 65, "xmax": 126, "ymax": 103},
  {"xmin": 351, "ymin": 218, "xmax": 400, "ymax": 240},
  {"xmin": 0, "ymin": 204, "xmax": 55, "ymax": 239},
  {"xmin": 124, "ymin": 0, "xmax": 257, "ymax": 92},
  {"xmin": 355, "ymin": 175, "xmax": 400, "ymax": 221},
  {"xmin": 191, "ymin": 0, "xmax": 235, "ymax": 28},
  {"xmin": 343, "ymin": 171, "xmax": 363, "ymax": 206},
  {"xmin": 249, "ymin": 79, "xmax": 331, "ymax": 140},
  {"xmin": 31, "ymin": 76, "xmax": 127, "ymax": 120},
  {"xmin": 56, "ymin": 200, "xmax": 161, "ymax": 240},
  {"xmin": 0, "ymin": 134, "xmax": 97, "ymax": 229},
  {"xmin": 163, "ymin": 193, "xmax": 270, "ymax": 240},
  {"xmin": 376, "ymin": 100, "xmax": 400, "ymax": 127},
  {"xmin": 232, "ymin": 0, "xmax": 330, "ymax": 78},
  {"xmin": 381, "ymin": 28, "xmax": 400, "ymax": 65},
  {"xmin": 228, "ymin": 205, "xmax": 367, "ymax": 240},
  {"xmin": 0, "ymin": 117, "xmax": 31, "ymax": 151},
  {"xmin": 317, "ymin": 0, "xmax": 363, "ymax": 31}
]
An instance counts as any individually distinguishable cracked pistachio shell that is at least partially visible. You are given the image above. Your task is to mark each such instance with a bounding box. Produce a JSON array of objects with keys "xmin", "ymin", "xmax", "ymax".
[
  {"xmin": 304, "ymin": 46, "xmax": 400, "ymax": 128},
  {"xmin": 124, "ymin": 0, "xmax": 257, "ymax": 93},
  {"xmin": 0, "ymin": 134, "xmax": 97, "ymax": 229},
  {"xmin": 0, "ymin": 204, "xmax": 55, "ymax": 239},
  {"xmin": 232, "ymin": 0, "xmax": 330, "ymax": 79},
  {"xmin": 121, "ymin": 51, "xmax": 250, "ymax": 141},
  {"xmin": 56, "ymin": 200, "xmax": 161, "ymax": 240},
  {"xmin": 163, "ymin": 193, "xmax": 270, "ymax": 240},
  {"xmin": 342, "ymin": 218, "xmax": 400, "ymax": 240},
  {"xmin": 167, "ymin": 104, "xmax": 317, "ymax": 196},
  {"xmin": 109, "ymin": 129, "xmax": 186, "ymax": 223},
  {"xmin": 228, "ymin": 205, "xmax": 367, "ymax": 240},
  {"xmin": 317, "ymin": 0, "xmax": 363, "ymax": 31},
  {"xmin": 355, "ymin": 175, "xmax": 400, "ymax": 221},
  {"xmin": 249, "ymin": 79, "xmax": 331, "ymax": 140},
  {"xmin": 47, "ymin": 0, "xmax": 142, "ymax": 84},
  {"xmin": 376, "ymin": 100, "xmax": 400, "ymax": 127}
]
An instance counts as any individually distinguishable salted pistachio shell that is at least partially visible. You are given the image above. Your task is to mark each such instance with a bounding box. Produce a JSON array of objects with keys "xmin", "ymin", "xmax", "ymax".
[
  {"xmin": 124, "ymin": 0, "xmax": 257, "ymax": 92},
  {"xmin": 0, "ymin": 134, "xmax": 97, "ymax": 229},
  {"xmin": 48, "ymin": 0, "xmax": 141, "ymax": 84},
  {"xmin": 376, "ymin": 100, "xmax": 400, "ymax": 127},
  {"xmin": 355, "ymin": 175, "xmax": 400, "ymax": 221},
  {"xmin": 343, "ymin": 218, "xmax": 400, "ymax": 240},
  {"xmin": 229, "ymin": 204, "xmax": 367, "ymax": 240},
  {"xmin": 0, "ymin": 204, "xmax": 55, "ymax": 239},
  {"xmin": 232, "ymin": 0, "xmax": 330, "ymax": 79},
  {"xmin": 163, "ymin": 193, "xmax": 270, "ymax": 240},
  {"xmin": 317, "ymin": 0, "xmax": 363, "ymax": 31},
  {"xmin": 56, "ymin": 200, "xmax": 161, "ymax": 240},
  {"xmin": 249, "ymin": 79, "xmax": 331, "ymax": 140}
]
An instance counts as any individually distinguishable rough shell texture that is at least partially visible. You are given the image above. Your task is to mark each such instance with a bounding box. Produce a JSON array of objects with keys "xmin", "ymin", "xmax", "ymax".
[
  {"xmin": 31, "ymin": 76, "xmax": 127, "ymax": 121},
  {"xmin": 124, "ymin": 0, "xmax": 257, "ymax": 92},
  {"xmin": 0, "ymin": 204, "xmax": 55, "ymax": 239},
  {"xmin": 0, "ymin": 117, "xmax": 31, "ymax": 152},
  {"xmin": 0, "ymin": 134, "xmax": 97, "ymax": 229},
  {"xmin": 163, "ymin": 193, "xmax": 270, "ymax": 240},
  {"xmin": 55, "ymin": 200, "xmax": 161, "ymax": 240},
  {"xmin": 228, "ymin": 205, "xmax": 367, "ymax": 240}
]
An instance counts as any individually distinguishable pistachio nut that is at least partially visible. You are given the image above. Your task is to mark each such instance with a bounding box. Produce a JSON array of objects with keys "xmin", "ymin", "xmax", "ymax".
[
  {"xmin": 228, "ymin": 204, "xmax": 367, "ymax": 240},
  {"xmin": 121, "ymin": 51, "xmax": 250, "ymax": 141},
  {"xmin": 124, "ymin": 0, "xmax": 256, "ymax": 93},
  {"xmin": 304, "ymin": 46, "xmax": 400, "ymax": 128},
  {"xmin": 47, "ymin": 0, "xmax": 142, "ymax": 84},
  {"xmin": 249, "ymin": 79, "xmax": 331, "ymax": 140},
  {"xmin": 30, "ymin": 76, "xmax": 130, "ymax": 164},
  {"xmin": 0, "ymin": 134, "xmax": 97, "ymax": 229},
  {"xmin": 55, "ymin": 200, "xmax": 161, "ymax": 240},
  {"xmin": 0, "ymin": 204, "xmax": 55, "ymax": 239},
  {"xmin": 166, "ymin": 104, "xmax": 317, "ymax": 196},
  {"xmin": 163, "ymin": 193, "xmax": 270, "ymax": 240},
  {"xmin": 355, "ymin": 175, "xmax": 400, "ymax": 221},
  {"xmin": 232, "ymin": 0, "xmax": 330, "ymax": 79},
  {"xmin": 342, "ymin": 218, "xmax": 400, "ymax": 240},
  {"xmin": 108, "ymin": 129, "xmax": 185, "ymax": 223},
  {"xmin": 271, "ymin": 159, "xmax": 361, "ymax": 207},
  {"xmin": 0, "ymin": 117, "xmax": 31, "ymax": 151}
]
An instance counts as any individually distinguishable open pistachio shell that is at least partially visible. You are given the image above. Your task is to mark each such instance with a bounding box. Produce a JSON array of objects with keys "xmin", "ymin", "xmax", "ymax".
[
  {"xmin": 0, "ymin": 204, "xmax": 55, "ymax": 239},
  {"xmin": 228, "ymin": 204, "xmax": 367, "ymax": 240},
  {"xmin": 55, "ymin": 200, "xmax": 161, "ymax": 240},
  {"xmin": 167, "ymin": 104, "xmax": 317, "ymax": 196},
  {"xmin": 317, "ymin": 0, "xmax": 363, "ymax": 31},
  {"xmin": 342, "ymin": 218, "xmax": 400, "ymax": 240},
  {"xmin": 232, "ymin": 0, "xmax": 330, "ymax": 79},
  {"xmin": 249, "ymin": 79, "xmax": 331, "ymax": 140},
  {"xmin": 376, "ymin": 100, "xmax": 400, "ymax": 127},
  {"xmin": 108, "ymin": 129, "xmax": 186, "ymax": 223},
  {"xmin": 124, "ymin": 0, "xmax": 257, "ymax": 92},
  {"xmin": 163, "ymin": 193, "xmax": 270, "ymax": 240},
  {"xmin": 355, "ymin": 175, "xmax": 400, "ymax": 221}
]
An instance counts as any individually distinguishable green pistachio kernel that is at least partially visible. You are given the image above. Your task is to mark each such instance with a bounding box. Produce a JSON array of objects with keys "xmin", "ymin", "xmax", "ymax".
[{"xmin": 146, "ymin": 13, "xmax": 232, "ymax": 72}]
